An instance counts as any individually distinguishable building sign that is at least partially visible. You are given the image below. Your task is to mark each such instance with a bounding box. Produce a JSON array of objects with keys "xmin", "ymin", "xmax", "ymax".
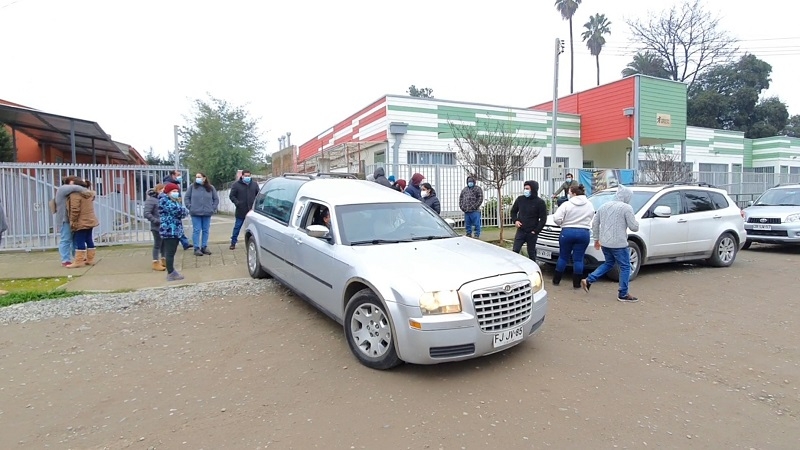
[{"xmin": 656, "ymin": 113, "xmax": 672, "ymax": 127}]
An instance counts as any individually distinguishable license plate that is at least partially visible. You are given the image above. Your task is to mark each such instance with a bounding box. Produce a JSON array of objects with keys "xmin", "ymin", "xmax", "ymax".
[
  {"xmin": 536, "ymin": 249, "xmax": 552, "ymax": 259},
  {"xmin": 493, "ymin": 325, "xmax": 524, "ymax": 348},
  {"xmin": 753, "ymin": 224, "xmax": 772, "ymax": 231}
]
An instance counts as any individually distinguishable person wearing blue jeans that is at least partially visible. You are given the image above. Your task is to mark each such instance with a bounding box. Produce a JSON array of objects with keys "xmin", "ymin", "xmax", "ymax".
[
  {"xmin": 580, "ymin": 185, "xmax": 640, "ymax": 302},
  {"xmin": 184, "ymin": 172, "xmax": 219, "ymax": 256},
  {"xmin": 54, "ymin": 176, "xmax": 86, "ymax": 267},
  {"xmin": 551, "ymin": 183, "xmax": 595, "ymax": 288},
  {"xmin": 459, "ymin": 175, "xmax": 484, "ymax": 238},
  {"xmin": 228, "ymin": 170, "xmax": 260, "ymax": 250}
]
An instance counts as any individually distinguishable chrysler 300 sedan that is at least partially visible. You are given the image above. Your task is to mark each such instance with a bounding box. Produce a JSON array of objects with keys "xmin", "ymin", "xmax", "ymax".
[{"xmin": 243, "ymin": 173, "xmax": 548, "ymax": 370}]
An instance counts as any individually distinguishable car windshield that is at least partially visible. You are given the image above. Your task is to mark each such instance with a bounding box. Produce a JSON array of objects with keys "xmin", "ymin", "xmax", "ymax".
[
  {"xmin": 337, "ymin": 202, "xmax": 458, "ymax": 245},
  {"xmin": 753, "ymin": 188, "xmax": 800, "ymax": 206},
  {"xmin": 588, "ymin": 191, "xmax": 655, "ymax": 214}
]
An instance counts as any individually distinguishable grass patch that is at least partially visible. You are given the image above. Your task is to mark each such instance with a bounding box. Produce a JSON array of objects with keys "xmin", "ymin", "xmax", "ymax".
[{"xmin": 0, "ymin": 277, "xmax": 83, "ymax": 307}]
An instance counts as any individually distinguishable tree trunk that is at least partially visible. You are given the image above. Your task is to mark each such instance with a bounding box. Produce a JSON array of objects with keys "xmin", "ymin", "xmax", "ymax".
[
  {"xmin": 569, "ymin": 19, "xmax": 575, "ymax": 94},
  {"xmin": 596, "ymin": 54, "xmax": 600, "ymax": 86},
  {"xmin": 497, "ymin": 187, "xmax": 504, "ymax": 242}
]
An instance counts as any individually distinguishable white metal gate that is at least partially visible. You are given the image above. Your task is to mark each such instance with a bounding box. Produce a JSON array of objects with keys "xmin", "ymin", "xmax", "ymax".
[{"xmin": 0, "ymin": 163, "xmax": 189, "ymax": 252}]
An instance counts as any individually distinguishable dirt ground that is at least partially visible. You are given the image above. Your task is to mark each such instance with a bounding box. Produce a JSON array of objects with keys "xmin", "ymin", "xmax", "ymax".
[{"xmin": 1, "ymin": 244, "xmax": 798, "ymax": 450}]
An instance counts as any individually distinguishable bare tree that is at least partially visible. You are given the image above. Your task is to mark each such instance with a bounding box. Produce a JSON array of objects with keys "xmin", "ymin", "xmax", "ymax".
[
  {"xmin": 626, "ymin": 0, "xmax": 738, "ymax": 89},
  {"xmin": 638, "ymin": 146, "xmax": 694, "ymax": 183},
  {"xmin": 448, "ymin": 121, "xmax": 541, "ymax": 242}
]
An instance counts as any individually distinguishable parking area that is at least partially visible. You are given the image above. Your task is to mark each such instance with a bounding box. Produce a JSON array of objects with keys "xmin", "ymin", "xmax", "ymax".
[{"xmin": 0, "ymin": 244, "xmax": 798, "ymax": 449}]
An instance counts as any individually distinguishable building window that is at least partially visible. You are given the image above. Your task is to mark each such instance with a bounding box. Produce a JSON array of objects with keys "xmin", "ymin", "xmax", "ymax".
[
  {"xmin": 375, "ymin": 151, "xmax": 385, "ymax": 164},
  {"xmin": 791, "ymin": 167, "xmax": 800, "ymax": 175},
  {"xmin": 543, "ymin": 157, "xmax": 570, "ymax": 168},
  {"xmin": 407, "ymin": 151, "xmax": 455, "ymax": 165}
]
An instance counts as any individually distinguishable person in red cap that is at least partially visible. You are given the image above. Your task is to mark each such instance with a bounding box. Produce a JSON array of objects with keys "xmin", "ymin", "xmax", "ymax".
[
  {"xmin": 404, "ymin": 173, "xmax": 425, "ymax": 200},
  {"xmin": 158, "ymin": 183, "xmax": 189, "ymax": 281},
  {"xmin": 393, "ymin": 179, "xmax": 407, "ymax": 193}
]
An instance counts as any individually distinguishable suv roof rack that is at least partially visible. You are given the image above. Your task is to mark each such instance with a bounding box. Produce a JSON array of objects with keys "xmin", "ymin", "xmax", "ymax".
[
  {"xmin": 660, "ymin": 181, "xmax": 717, "ymax": 190},
  {"xmin": 282, "ymin": 172, "xmax": 358, "ymax": 180},
  {"xmin": 773, "ymin": 182, "xmax": 800, "ymax": 188}
]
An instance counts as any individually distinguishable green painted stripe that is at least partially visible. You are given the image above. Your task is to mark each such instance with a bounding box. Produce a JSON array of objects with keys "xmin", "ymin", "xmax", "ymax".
[
  {"xmin": 713, "ymin": 135, "xmax": 744, "ymax": 146},
  {"xmin": 706, "ymin": 148, "xmax": 743, "ymax": 156},
  {"xmin": 552, "ymin": 120, "xmax": 581, "ymax": 131},
  {"xmin": 437, "ymin": 105, "xmax": 516, "ymax": 118},
  {"xmin": 752, "ymin": 151, "xmax": 799, "ymax": 160},
  {"xmin": 388, "ymin": 105, "xmax": 438, "ymax": 115}
]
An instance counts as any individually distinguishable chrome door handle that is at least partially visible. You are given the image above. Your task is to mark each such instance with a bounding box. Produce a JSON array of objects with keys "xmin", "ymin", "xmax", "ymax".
[
  {"xmin": 713, "ymin": 215, "xmax": 722, "ymax": 219},
  {"xmin": 677, "ymin": 219, "xmax": 688, "ymax": 223},
  {"xmin": 293, "ymin": 236, "xmax": 302, "ymax": 244}
]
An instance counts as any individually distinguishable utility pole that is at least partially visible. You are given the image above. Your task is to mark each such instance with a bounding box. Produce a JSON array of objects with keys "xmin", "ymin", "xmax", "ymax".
[
  {"xmin": 551, "ymin": 38, "xmax": 565, "ymax": 203},
  {"xmin": 173, "ymin": 125, "xmax": 180, "ymax": 170}
]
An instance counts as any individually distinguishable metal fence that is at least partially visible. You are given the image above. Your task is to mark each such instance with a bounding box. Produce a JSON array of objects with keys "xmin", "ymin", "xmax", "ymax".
[
  {"xmin": 0, "ymin": 163, "xmax": 189, "ymax": 252},
  {"xmin": 365, "ymin": 164, "xmax": 800, "ymax": 228}
]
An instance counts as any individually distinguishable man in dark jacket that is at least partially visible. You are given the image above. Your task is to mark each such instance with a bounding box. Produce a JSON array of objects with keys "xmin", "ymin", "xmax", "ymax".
[
  {"xmin": 162, "ymin": 170, "xmax": 191, "ymax": 250},
  {"xmin": 509, "ymin": 180, "xmax": 548, "ymax": 261},
  {"xmin": 373, "ymin": 167, "xmax": 392, "ymax": 188},
  {"xmin": 459, "ymin": 175, "xmax": 484, "ymax": 238},
  {"xmin": 228, "ymin": 170, "xmax": 261, "ymax": 250}
]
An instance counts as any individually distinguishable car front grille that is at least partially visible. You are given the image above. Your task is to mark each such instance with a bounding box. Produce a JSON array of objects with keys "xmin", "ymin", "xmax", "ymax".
[
  {"xmin": 539, "ymin": 225, "xmax": 561, "ymax": 241},
  {"xmin": 472, "ymin": 281, "xmax": 533, "ymax": 333},
  {"xmin": 747, "ymin": 217, "xmax": 781, "ymax": 224}
]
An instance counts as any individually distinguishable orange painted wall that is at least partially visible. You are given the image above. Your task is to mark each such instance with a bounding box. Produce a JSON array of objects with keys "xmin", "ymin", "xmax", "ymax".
[{"xmin": 531, "ymin": 77, "xmax": 636, "ymax": 146}]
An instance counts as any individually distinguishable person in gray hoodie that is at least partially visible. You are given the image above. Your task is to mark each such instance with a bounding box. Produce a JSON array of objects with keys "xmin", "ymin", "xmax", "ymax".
[
  {"xmin": 184, "ymin": 172, "xmax": 219, "ymax": 256},
  {"xmin": 580, "ymin": 185, "xmax": 640, "ymax": 302},
  {"xmin": 372, "ymin": 167, "xmax": 392, "ymax": 188},
  {"xmin": 55, "ymin": 176, "xmax": 87, "ymax": 267},
  {"xmin": 552, "ymin": 184, "xmax": 595, "ymax": 288}
]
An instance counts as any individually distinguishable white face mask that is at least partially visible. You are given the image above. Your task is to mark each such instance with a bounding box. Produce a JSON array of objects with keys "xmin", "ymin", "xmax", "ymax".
[{"xmin": 421, "ymin": 191, "xmax": 429, "ymax": 198}]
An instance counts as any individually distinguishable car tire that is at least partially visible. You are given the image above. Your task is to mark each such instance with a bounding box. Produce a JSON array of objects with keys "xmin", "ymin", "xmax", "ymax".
[
  {"xmin": 606, "ymin": 240, "xmax": 642, "ymax": 282},
  {"xmin": 246, "ymin": 237, "xmax": 270, "ymax": 279},
  {"xmin": 707, "ymin": 232, "xmax": 738, "ymax": 267},
  {"xmin": 344, "ymin": 289, "xmax": 402, "ymax": 370},
  {"xmin": 741, "ymin": 239, "xmax": 752, "ymax": 250}
]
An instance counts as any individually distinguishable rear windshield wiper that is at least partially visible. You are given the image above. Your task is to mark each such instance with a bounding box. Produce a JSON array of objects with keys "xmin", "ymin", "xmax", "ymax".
[{"xmin": 350, "ymin": 239, "xmax": 411, "ymax": 246}]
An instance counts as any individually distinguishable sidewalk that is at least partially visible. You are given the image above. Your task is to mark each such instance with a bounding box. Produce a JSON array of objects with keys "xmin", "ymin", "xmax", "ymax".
[{"xmin": 0, "ymin": 222, "xmax": 510, "ymax": 292}]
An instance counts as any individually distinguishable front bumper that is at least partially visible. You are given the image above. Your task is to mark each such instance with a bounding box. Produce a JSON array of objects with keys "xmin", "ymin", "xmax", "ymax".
[
  {"xmin": 745, "ymin": 224, "xmax": 800, "ymax": 245},
  {"xmin": 387, "ymin": 278, "xmax": 548, "ymax": 365}
]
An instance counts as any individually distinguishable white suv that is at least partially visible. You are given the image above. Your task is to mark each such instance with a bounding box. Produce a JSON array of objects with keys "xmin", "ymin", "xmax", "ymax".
[{"xmin": 535, "ymin": 184, "xmax": 747, "ymax": 280}]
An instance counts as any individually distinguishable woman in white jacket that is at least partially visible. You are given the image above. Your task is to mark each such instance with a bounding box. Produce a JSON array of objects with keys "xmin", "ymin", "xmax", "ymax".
[{"xmin": 552, "ymin": 184, "xmax": 595, "ymax": 288}]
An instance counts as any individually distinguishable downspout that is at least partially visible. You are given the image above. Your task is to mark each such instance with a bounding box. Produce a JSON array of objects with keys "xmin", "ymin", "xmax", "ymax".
[
  {"xmin": 389, "ymin": 122, "xmax": 408, "ymax": 178},
  {"xmin": 632, "ymin": 76, "xmax": 641, "ymax": 180}
]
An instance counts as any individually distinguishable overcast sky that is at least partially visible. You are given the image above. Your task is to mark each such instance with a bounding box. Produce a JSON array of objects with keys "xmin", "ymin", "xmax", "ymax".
[{"xmin": 1, "ymin": 0, "xmax": 798, "ymax": 158}]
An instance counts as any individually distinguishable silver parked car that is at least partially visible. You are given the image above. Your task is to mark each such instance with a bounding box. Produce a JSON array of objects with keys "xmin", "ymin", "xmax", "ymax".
[
  {"xmin": 535, "ymin": 183, "xmax": 747, "ymax": 280},
  {"xmin": 243, "ymin": 173, "xmax": 548, "ymax": 370},
  {"xmin": 742, "ymin": 184, "xmax": 800, "ymax": 248}
]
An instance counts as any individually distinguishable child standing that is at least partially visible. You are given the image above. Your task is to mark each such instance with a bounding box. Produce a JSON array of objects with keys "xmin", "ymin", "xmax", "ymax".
[{"xmin": 159, "ymin": 183, "xmax": 189, "ymax": 281}]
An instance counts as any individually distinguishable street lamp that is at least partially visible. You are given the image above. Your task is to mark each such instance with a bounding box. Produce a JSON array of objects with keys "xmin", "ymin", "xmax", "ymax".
[{"xmin": 551, "ymin": 38, "xmax": 565, "ymax": 200}]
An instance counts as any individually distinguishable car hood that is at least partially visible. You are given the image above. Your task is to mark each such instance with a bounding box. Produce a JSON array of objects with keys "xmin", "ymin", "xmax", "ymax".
[
  {"xmin": 348, "ymin": 237, "xmax": 534, "ymax": 292},
  {"xmin": 744, "ymin": 205, "xmax": 800, "ymax": 220}
]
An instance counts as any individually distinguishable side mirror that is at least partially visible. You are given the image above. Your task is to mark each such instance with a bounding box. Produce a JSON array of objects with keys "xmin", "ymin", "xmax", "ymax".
[
  {"xmin": 653, "ymin": 205, "xmax": 672, "ymax": 218},
  {"xmin": 307, "ymin": 224, "xmax": 331, "ymax": 239},
  {"xmin": 748, "ymin": 201, "xmax": 754, "ymax": 206},
  {"xmin": 444, "ymin": 218, "xmax": 456, "ymax": 228}
]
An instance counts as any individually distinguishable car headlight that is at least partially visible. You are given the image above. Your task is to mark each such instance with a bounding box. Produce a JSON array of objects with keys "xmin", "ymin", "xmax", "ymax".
[
  {"xmin": 530, "ymin": 271, "xmax": 543, "ymax": 293},
  {"xmin": 419, "ymin": 291, "xmax": 462, "ymax": 315},
  {"xmin": 786, "ymin": 213, "xmax": 800, "ymax": 223}
]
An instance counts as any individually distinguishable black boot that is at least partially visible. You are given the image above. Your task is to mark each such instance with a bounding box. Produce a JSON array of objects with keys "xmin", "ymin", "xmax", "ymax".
[
  {"xmin": 552, "ymin": 271, "xmax": 563, "ymax": 286},
  {"xmin": 572, "ymin": 273, "xmax": 583, "ymax": 289}
]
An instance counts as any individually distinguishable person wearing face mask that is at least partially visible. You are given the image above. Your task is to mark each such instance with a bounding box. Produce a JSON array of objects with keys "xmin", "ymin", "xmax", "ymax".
[
  {"xmin": 509, "ymin": 180, "xmax": 548, "ymax": 261},
  {"xmin": 143, "ymin": 183, "xmax": 167, "ymax": 271},
  {"xmin": 552, "ymin": 184, "xmax": 595, "ymax": 288},
  {"xmin": 162, "ymin": 170, "xmax": 191, "ymax": 250},
  {"xmin": 552, "ymin": 173, "xmax": 579, "ymax": 208},
  {"xmin": 158, "ymin": 183, "xmax": 190, "ymax": 281},
  {"xmin": 420, "ymin": 182, "xmax": 441, "ymax": 214},
  {"xmin": 184, "ymin": 172, "xmax": 219, "ymax": 256},
  {"xmin": 229, "ymin": 170, "xmax": 260, "ymax": 250},
  {"xmin": 459, "ymin": 175, "xmax": 484, "ymax": 238}
]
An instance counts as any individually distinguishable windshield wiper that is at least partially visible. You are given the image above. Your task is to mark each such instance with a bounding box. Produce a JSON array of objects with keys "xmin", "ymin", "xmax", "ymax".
[
  {"xmin": 350, "ymin": 239, "xmax": 411, "ymax": 246},
  {"xmin": 411, "ymin": 235, "xmax": 451, "ymax": 241},
  {"xmin": 777, "ymin": 203, "xmax": 800, "ymax": 206},
  {"xmin": 754, "ymin": 203, "xmax": 771, "ymax": 206}
]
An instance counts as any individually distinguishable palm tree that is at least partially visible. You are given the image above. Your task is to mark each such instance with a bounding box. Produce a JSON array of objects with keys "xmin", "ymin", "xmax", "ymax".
[
  {"xmin": 621, "ymin": 51, "xmax": 671, "ymax": 79},
  {"xmin": 581, "ymin": 13, "xmax": 612, "ymax": 86},
  {"xmin": 554, "ymin": 0, "xmax": 582, "ymax": 94}
]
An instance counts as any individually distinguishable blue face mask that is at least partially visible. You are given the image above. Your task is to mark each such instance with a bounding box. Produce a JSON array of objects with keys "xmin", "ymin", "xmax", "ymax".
[
  {"xmin": 170, "ymin": 191, "xmax": 180, "ymax": 199},
  {"xmin": 243, "ymin": 176, "xmax": 252, "ymax": 183},
  {"xmin": 176, "ymin": 176, "xmax": 182, "ymax": 182},
  {"xmin": 523, "ymin": 190, "xmax": 531, "ymax": 198},
  {"xmin": 195, "ymin": 178, "xmax": 203, "ymax": 184},
  {"xmin": 467, "ymin": 182, "xmax": 475, "ymax": 188}
]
